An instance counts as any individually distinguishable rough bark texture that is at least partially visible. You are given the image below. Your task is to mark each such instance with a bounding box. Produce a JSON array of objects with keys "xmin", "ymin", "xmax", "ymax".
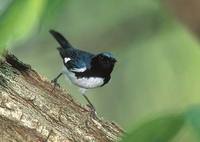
[{"xmin": 0, "ymin": 52, "xmax": 123, "ymax": 142}]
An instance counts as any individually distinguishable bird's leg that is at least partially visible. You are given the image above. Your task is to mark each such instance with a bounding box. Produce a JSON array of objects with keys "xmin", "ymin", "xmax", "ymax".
[
  {"xmin": 51, "ymin": 72, "xmax": 62, "ymax": 90},
  {"xmin": 83, "ymin": 94, "xmax": 97, "ymax": 119},
  {"xmin": 80, "ymin": 88, "xmax": 97, "ymax": 119}
]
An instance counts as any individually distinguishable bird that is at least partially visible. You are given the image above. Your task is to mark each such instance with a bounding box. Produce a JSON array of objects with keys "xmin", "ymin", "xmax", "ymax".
[{"xmin": 49, "ymin": 29, "xmax": 117, "ymax": 118}]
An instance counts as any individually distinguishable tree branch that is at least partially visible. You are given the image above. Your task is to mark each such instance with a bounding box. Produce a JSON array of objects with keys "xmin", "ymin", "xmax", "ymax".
[{"xmin": 0, "ymin": 52, "xmax": 123, "ymax": 142}]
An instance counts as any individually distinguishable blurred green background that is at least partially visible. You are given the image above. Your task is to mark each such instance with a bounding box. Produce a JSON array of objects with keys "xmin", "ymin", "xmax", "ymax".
[{"xmin": 2, "ymin": 0, "xmax": 200, "ymax": 141}]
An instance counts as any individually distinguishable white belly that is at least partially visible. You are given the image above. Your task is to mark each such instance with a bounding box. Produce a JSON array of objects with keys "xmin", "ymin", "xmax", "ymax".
[{"xmin": 63, "ymin": 67, "xmax": 104, "ymax": 89}]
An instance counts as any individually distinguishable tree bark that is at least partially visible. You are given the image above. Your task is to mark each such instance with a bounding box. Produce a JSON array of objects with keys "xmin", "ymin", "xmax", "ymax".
[{"xmin": 0, "ymin": 52, "xmax": 123, "ymax": 142}]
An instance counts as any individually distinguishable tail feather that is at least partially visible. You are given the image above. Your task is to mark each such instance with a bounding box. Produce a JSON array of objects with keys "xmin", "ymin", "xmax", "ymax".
[{"xmin": 49, "ymin": 29, "xmax": 72, "ymax": 49}]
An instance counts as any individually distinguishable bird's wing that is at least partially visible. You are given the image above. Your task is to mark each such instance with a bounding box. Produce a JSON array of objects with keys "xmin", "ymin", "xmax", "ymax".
[
  {"xmin": 58, "ymin": 47, "xmax": 94, "ymax": 73},
  {"xmin": 63, "ymin": 49, "xmax": 93, "ymax": 73},
  {"xmin": 65, "ymin": 58, "xmax": 87, "ymax": 73}
]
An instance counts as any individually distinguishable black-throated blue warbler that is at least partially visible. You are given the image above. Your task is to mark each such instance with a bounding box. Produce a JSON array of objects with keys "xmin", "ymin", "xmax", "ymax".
[{"xmin": 50, "ymin": 30, "xmax": 117, "ymax": 118}]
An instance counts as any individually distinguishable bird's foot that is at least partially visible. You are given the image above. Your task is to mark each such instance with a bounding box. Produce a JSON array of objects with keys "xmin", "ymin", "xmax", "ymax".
[
  {"xmin": 87, "ymin": 104, "xmax": 98, "ymax": 120},
  {"xmin": 51, "ymin": 78, "xmax": 60, "ymax": 87},
  {"xmin": 51, "ymin": 79, "xmax": 60, "ymax": 91}
]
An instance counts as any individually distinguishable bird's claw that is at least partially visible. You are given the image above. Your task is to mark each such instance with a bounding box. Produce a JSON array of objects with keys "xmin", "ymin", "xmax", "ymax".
[
  {"xmin": 51, "ymin": 79, "xmax": 60, "ymax": 88},
  {"xmin": 90, "ymin": 110, "xmax": 98, "ymax": 119},
  {"xmin": 87, "ymin": 104, "xmax": 98, "ymax": 119},
  {"xmin": 51, "ymin": 79, "xmax": 60, "ymax": 92}
]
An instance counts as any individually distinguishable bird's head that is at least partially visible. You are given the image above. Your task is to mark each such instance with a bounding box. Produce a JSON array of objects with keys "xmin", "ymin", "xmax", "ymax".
[{"xmin": 92, "ymin": 52, "xmax": 117, "ymax": 74}]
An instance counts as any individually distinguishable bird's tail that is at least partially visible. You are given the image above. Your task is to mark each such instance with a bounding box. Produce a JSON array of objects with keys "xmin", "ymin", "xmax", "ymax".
[{"xmin": 49, "ymin": 29, "xmax": 72, "ymax": 49}]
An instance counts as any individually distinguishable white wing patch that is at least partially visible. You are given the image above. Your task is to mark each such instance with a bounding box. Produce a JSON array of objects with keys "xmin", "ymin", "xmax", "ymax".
[
  {"xmin": 64, "ymin": 57, "xmax": 86, "ymax": 72},
  {"xmin": 71, "ymin": 67, "xmax": 87, "ymax": 72},
  {"xmin": 64, "ymin": 57, "xmax": 71, "ymax": 63}
]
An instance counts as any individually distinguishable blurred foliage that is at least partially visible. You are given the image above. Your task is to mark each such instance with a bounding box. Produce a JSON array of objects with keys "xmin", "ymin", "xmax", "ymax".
[
  {"xmin": 0, "ymin": 0, "xmax": 200, "ymax": 141},
  {"xmin": 40, "ymin": 0, "xmax": 67, "ymax": 31},
  {"xmin": 0, "ymin": 0, "xmax": 66, "ymax": 53},
  {"xmin": 122, "ymin": 114, "xmax": 184, "ymax": 142},
  {"xmin": 122, "ymin": 108, "xmax": 200, "ymax": 142},
  {"xmin": 0, "ymin": 0, "xmax": 47, "ymax": 52},
  {"xmin": 186, "ymin": 106, "xmax": 200, "ymax": 141}
]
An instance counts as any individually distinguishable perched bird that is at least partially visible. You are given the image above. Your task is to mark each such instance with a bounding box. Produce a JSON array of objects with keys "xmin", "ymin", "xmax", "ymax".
[{"xmin": 49, "ymin": 29, "xmax": 117, "ymax": 118}]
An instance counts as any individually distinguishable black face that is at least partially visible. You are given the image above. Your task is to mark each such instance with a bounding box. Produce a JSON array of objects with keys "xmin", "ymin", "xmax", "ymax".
[{"xmin": 92, "ymin": 53, "xmax": 117, "ymax": 75}]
